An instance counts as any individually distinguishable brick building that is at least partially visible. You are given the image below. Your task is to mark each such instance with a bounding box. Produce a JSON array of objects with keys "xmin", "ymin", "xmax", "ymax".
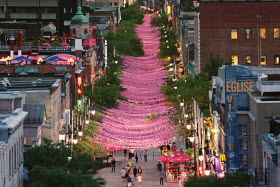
[{"xmin": 194, "ymin": 1, "xmax": 280, "ymax": 74}]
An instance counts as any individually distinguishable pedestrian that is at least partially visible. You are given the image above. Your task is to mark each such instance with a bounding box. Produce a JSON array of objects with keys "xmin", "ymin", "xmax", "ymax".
[
  {"xmin": 180, "ymin": 148, "xmax": 184, "ymax": 153},
  {"xmin": 126, "ymin": 164, "xmax": 131, "ymax": 175},
  {"xmin": 123, "ymin": 149, "xmax": 127, "ymax": 161},
  {"xmin": 135, "ymin": 151, "xmax": 139, "ymax": 163},
  {"xmin": 138, "ymin": 173, "xmax": 143, "ymax": 187},
  {"xmin": 120, "ymin": 168, "xmax": 126, "ymax": 183},
  {"xmin": 157, "ymin": 161, "xmax": 162, "ymax": 175},
  {"xmin": 153, "ymin": 151, "xmax": 154, "ymax": 160},
  {"xmin": 144, "ymin": 149, "xmax": 147, "ymax": 162},
  {"xmin": 127, "ymin": 175, "xmax": 132, "ymax": 187},
  {"xmin": 131, "ymin": 149, "xmax": 135, "ymax": 158},
  {"xmin": 159, "ymin": 170, "xmax": 164, "ymax": 185},
  {"xmin": 139, "ymin": 150, "xmax": 143, "ymax": 160},
  {"xmin": 138, "ymin": 166, "xmax": 142, "ymax": 175},
  {"xmin": 128, "ymin": 159, "xmax": 133, "ymax": 168},
  {"xmin": 111, "ymin": 158, "xmax": 116, "ymax": 173},
  {"xmin": 133, "ymin": 166, "xmax": 137, "ymax": 178},
  {"xmin": 129, "ymin": 150, "xmax": 132, "ymax": 160}
]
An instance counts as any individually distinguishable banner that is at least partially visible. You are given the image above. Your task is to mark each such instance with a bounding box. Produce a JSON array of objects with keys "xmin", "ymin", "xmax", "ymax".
[{"xmin": 89, "ymin": 26, "xmax": 93, "ymax": 39}]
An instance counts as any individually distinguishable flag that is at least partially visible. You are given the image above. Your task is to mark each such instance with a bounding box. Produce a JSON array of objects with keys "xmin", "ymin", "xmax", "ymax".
[
  {"xmin": 97, "ymin": 69, "xmax": 106, "ymax": 78},
  {"xmin": 47, "ymin": 22, "xmax": 56, "ymax": 34}
]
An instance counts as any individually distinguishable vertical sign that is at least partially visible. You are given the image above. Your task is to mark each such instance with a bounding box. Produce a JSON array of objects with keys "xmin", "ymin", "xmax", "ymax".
[
  {"xmin": 76, "ymin": 77, "xmax": 83, "ymax": 111},
  {"xmin": 224, "ymin": 66, "xmax": 257, "ymax": 172},
  {"xmin": 104, "ymin": 40, "xmax": 107, "ymax": 69}
]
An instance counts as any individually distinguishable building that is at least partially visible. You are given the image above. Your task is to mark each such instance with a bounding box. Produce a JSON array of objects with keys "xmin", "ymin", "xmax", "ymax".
[
  {"xmin": 0, "ymin": 108, "xmax": 28, "ymax": 187},
  {"xmin": 210, "ymin": 65, "xmax": 280, "ymax": 184},
  {"xmin": 22, "ymin": 104, "xmax": 45, "ymax": 148},
  {"xmin": 0, "ymin": 79, "xmax": 62, "ymax": 143},
  {"xmin": 262, "ymin": 134, "xmax": 280, "ymax": 187},
  {"xmin": 194, "ymin": 1, "xmax": 280, "ymax": 74}
]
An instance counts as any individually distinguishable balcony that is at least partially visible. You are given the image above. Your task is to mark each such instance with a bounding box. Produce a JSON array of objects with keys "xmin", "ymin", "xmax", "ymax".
[
  {"xmin": 11, "ymin": 13, "xmax": 36, "ymax": 19},
  {"xmin": 42, "ymin": 13, "xmax": 56, "ymax": 20}
]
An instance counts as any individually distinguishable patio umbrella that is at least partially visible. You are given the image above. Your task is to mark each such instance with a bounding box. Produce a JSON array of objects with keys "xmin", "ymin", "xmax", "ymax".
[
  {"xmin": 156, "ymin": 155, "xmax": 172, "ymax": 162},
  {"xmin": 169, "ymin": 151, "xmax": 184, "ymax": 157},
  {"xmin": 69, "ymin": 29, "xmax": 73, "ymax": 38},
  {"xmin": 45, "ymin": 56, "xmax": 67, "ymax": 62},
  {"xmin": 60, "ymin": 42, "xmax": 69, "ymax": 47},
  {"xmin": 90, "ymin": 38, "xmax": 96, "ymax": 43},
  {"xmin": 83, "ymin": 38, "xmax": 95, "ymax": 46},
  {"xmin": 104, "ymin": 145, "xmax": 121, "ymax": 152},
  {"xmin": 12, "ymin": 56, "xmax": 33, "ymax": 61},
  {"xmin": 63, "ymin": 32, "xmax": 66, "ymax": 43},
  {"xmin": 41, "ymin": 42, "xmax": 52, "ymax": 46}
]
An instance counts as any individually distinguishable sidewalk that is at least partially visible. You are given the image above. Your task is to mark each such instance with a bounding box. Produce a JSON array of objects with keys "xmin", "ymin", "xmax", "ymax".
[{"xmin": 96, "ymin": 148, "xmax": 179, "ymax": 187}]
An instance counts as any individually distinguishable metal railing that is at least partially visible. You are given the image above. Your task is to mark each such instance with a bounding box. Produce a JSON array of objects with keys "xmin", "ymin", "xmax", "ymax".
[{"xmin": 0, "ymin": 46, "xmax": 75, "ymax": 52}]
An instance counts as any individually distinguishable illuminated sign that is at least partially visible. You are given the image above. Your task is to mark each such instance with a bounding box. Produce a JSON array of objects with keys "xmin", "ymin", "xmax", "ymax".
[
  {"xmin": 105, "ymin": 40, "xmax": 107, "ymax": 69},
  {"xmin": 77, "ymin": 99, "xmax": 82, "ymax": 111},
  {"xmin": 167, "ymin": 6, "xmax": 171, "ymax": 15},
  {"xmin": 224, "ymin": 66, "xmax": 257, "ymax": 172},
  {"xmin": 76, "ymin": 77, "xmax": 83, "ymax": 102}
]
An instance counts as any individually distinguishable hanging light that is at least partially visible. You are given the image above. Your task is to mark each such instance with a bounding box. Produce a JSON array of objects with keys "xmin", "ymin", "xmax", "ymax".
[
  {"xmin": 169, "ymin": 68, "xmax": 174, "ymax": 71},
  {"xmin": 85, "ymin": 120, "xmax": 89, "ymax": 125},
  {"xmin": 184, "ymin": 114, "xmax": 189, "ymax": 118},
  {"xmin": 205, "ymin": 169, "xmax": 210, "ymax": 176},
  {"xmin": 180, "ymin": 102, "xmax": 184, "ymax": 107},
  {"xmin": 115, "ymin": 61, "xmax": 118, "ymax": 64},
  {"xmin": 91, "ymin": 110, "xmax": 96, "ymax": 115},
  {"xmin": 186, "ymin": 124, "xmax": 191, "ymax": 129},
  {"xmin": 189, "ymin": 136, "xmax": 194, "ymax": 143},
  {"xmin": 174, "ymin": 86, "xmax": 177, "ymax": 89},
  {"xmin": 166, "ymin": 40, "xmax": 168, "ymax": 43},
  {"xmin": 67, "ymin": 156, "xmax": 72, "ymax": 161},
  {"xmin": 78, "ymin": 131, "xmax": 83, "ymax": 137},
  {"xmin": 167, "ymin": 46, "xmax": 169, "ymax": 48},
  {"xmin": 199, "ymin": 155, "xmax": 204, "ymax": 161},
  {"xmin": 169, "ymin": 63, "xmax": 173, "ymax": 66}
]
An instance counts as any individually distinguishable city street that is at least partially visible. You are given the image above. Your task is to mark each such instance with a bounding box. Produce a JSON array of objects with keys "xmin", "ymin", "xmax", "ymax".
[{"xmin": 97, "ymin": 148, "xmax": 178, "ymax": 187}]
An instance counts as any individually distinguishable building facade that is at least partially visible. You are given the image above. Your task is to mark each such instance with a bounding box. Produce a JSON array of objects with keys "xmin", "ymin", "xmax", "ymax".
[
  {"xmin": 194, "ymin": 2, "xmax": 280, "ymax": 74},
  {"xmin": 0, "ymin": 108, "xmax": 28, "ymax": 187}
]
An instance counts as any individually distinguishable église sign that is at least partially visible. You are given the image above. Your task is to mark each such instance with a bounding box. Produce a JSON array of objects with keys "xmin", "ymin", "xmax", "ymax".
[{"xmin": 224, "ymin": 66, "xmax": 257, "ymax": 172}]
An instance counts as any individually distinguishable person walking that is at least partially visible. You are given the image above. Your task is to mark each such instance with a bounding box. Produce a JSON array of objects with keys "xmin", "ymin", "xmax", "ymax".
[
  {"xmin": 157, "ymin": 161, "xmax": 162, "ymax": 175},
  {"xmin": 138, "ymin": 166, "xmax": 142, "ymax": 175},
  {"xmin": 159, "ymin": 170, "xmax": 164, "ymax": 185},
  {"xmin": 144, "ymin": 149, "xmax": 147, "ymax": 162},
  {"xmin": 139, "ymin": 150, "xmax": 143, "ymax": 160},
  {"xmin": 123, "ymin": 149, "xmax": 127, "ymax": 161},
  {"xmin": 133, "ymin": 166, "xmax": 137, "ymax": 178},
  {"xmin": 129, "ymin": 150, "xmax": 132, "ymax": 160},
  {"xmin": 138, "ymin": 173, "xmax": 143, "ymax": 187},
  {"xmin": 111, "ymin": 158, "xmax": 116, "ymax": 173},
  {"xmin": 135, "ymin": 151, "xmax": 139, "ymax": 163},
  {"xmin": 127, "ymin": 175, "xmax": 132, "ymax": 187},
  {"xmin": 120, "ymin": 168, "xmax": 126, "ymax": 183}
]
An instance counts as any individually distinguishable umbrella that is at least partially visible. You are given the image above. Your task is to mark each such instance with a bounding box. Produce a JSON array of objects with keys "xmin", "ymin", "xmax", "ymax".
[
  {"xmin": 169, "ymin": 151, "xmax": 184, "ymax": 157},
  {"xmin": 156, "ymin": 155, "xmax": 172, "ymax": 162},
  {"xmin": 45, "ymin": 56, "xmax": 67, "ymax": 62},
  {"xmin": 63, "ymin": 32, "xmax": 66, "ymax": 43},
  {"xmin": 69, "ymin": 29, "xmax": 73, "ymax": 38},
  {"xmin": 104, "ymin": 145, "xmax": 121, "ymax": 152},
  {"xmin": 41, "ymin": 42, "xmax": 52, "ymax": 46},
  {"xmin": 12, "ymin": 56, "xmax": 33, "ymax": 61},
  {"xmin": 83, "ymin": 38, "xmax": 95, "ymax": 46},
  {"xmin": 60, "ymin": 42, "xmax": 69, "ymax": 47},
  {"xmin": 90, "ymin": 38, "xmax": 96, "ymax": 43}
]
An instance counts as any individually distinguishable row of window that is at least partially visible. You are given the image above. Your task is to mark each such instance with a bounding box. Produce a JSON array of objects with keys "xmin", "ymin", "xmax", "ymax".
[
  {"xmin": 231, "ymin": 28, "xmax": 280, "ymax": 39},
  {"xmin": 231, "ymin": 55, "xmax": 280, "ymax": 66}
]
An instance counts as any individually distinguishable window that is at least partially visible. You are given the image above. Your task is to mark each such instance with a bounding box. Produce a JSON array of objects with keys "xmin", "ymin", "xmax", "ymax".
[
  {"xmin": 260, "ymin": 55, "xmax": 267, "ymax": 66},
  {"xmin": 64, "ymin": 21, "xmax": 70, "ymax": 26},
  {"xmin": 274, "ymin": 28, "xmax": 280, "ymax": 39},
  {"xmin": 114, "ymin": 2, "xmax": 118, "ymax": 6},
  {"xmin": 231, "ymin": 29, "xmax": 238, "ymax": 39},
  {"xmin": 232, "ymin": 55, "xmax": 238, "ymax": 65},
  {"xmin": 24, "ymin": 137, "xmax": 26, "ymax": 145},
  {"xmin": 245, "ymin": 29, "xmax": 252, "ymax": 39},
  {"xmin": 260, "ymin": 28, "xmax": 266, "ymax": 39},
  {"xmin": 110, "ymin": 2, "xmax": 112, "ymax": 6},
  {"xmin": 73, "ymin": 28, "xmax": 76, "ymax": 35},
  {"xmin": 84, "ymin": 29, "xmax": 88, "ymax": 35},
  {"xmin": 246, "ymin": 55, "xmax": 251, "ymax": 65},
  {"xmin": 274, "ymin": 55, "xmax": 280, "ymax": 65}
]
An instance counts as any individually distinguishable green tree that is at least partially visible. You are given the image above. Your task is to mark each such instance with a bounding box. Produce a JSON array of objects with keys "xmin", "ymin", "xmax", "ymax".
[
  {"xmin": 33, "ymin": 39, "xmax": 40, "ymax": 46},
  {"xmin": 203, "ymin": 53, "xmax": 232, "ymax": 79},
  {"xmin": 120, "ymin": 5, "xmax": 144, "ymax": 24},
  {"xmin": 52, "ymin": 41, "xmax": 60, "ymax": 46}
]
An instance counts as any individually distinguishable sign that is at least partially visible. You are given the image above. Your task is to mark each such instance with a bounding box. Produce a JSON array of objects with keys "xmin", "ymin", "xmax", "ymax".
[
  {"xmin": 104, "ymin": 40, "xmax": 107, "ymax": 68},
  {"xmin": 224, "ymin": 65, "xmax": 257, "ymax": 172},
  {"xmin": 77, "ymin": 99, "xmax": 82, "ymax": 111},
  {"xmin": 167, "ymin": 6, "xmax": 171, "ymax": 15}
]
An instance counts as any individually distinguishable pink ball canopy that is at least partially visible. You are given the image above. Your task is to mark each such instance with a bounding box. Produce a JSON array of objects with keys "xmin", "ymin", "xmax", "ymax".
[{"xmin": 95, "ymin": 14, "xmax": 177, "ymax": 149}]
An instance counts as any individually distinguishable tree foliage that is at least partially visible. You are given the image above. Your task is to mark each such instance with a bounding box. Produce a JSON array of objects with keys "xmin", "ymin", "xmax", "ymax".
[
  {"xmin": 151, "ymin": 13, "xmax": 169, "ymax": 27},
  {"xmin": 24, "ymin": 139, "xmax": 106, "ymax": 186},
  {"xmin": 120, "ymin": 4, "xmax": 144, "ymax": 24},
  {"xmin": 203, "ymin": 53, "xmax": 231, "ymax": 79},
  {"xmin": 185, "ymin": 169, "xmax": 252, "ymax": 187}
]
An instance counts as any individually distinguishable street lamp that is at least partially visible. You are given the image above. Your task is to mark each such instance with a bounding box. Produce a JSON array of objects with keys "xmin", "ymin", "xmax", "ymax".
[
  {"xmin": 199, "ymin": 155, "xmax": 204, "ymax": 162},
  {"xmin": 180, "ymin": 102, "xmax": 184, "ymax": 107},
  {"xmin": 189, "ymin": 136, "xmax": 195, "ymax": 143},
  {"xmin": 78, "ymin": 131, "xmax": 83, "ymax": 137},
  {"xmin": 67, "ymin": 156, "xmax": 72, "ymax": 161},
  {"xmin": 91, "ymin": 110, "xmax": 96, "ymax": 115},
  {"xmin": 169, "ymin": 68, "xmax": 174, "ymax": 71},
  {"xmin": 186, "ymin": 124, "xmax": 192, "ymax": 130},
  {"xmin": 184, "ymin": 114, "xmax": 189, "ymax": 118},
  {"xmin": 174, "ymin": 86, "xmax": 177, "ymax": 89},
  {"xmin": 205, "ymin": 169, "xmax": 210, "ymax": 176},
  {"xmin": 85, "ymin": 120, "xmax": 89, "ymax": 125},
  {"xmin": 72, "ymin": 139, "xmax": 78, "ymax": 144}
]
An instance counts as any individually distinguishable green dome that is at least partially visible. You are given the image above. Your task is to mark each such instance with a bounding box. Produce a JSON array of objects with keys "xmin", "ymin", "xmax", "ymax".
[{"xmin": 70, "ymin": 6, "xmax": 89, "ymax": 25}]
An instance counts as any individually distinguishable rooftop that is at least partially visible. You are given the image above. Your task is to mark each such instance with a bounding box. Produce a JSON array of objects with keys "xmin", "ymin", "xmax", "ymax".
[
  {"xmin": 71, "ymin": 6, "xmax": 89, "ymax": 26},
  {"xmin": 23, "ymin": 104, "xmax": 45, "ymax": 124}
]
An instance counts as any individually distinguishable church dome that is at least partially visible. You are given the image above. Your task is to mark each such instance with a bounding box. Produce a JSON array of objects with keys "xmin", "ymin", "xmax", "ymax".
[{"xmin": 70, "ymin": 6, "xmax": 89, "ymax": 26}]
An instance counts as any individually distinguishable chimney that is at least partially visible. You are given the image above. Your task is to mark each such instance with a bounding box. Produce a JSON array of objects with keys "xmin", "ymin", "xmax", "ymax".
[
  {"xmin": 75, "ymin": 38, "xmax": 83, "ymax": 57},
  {"xmin": 18, "ymin": 31, "xmax": 22, "ymax": 56},
  {"xmin": 10, "ymin": 37, "xmax": 15, "ymax": 59}
]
